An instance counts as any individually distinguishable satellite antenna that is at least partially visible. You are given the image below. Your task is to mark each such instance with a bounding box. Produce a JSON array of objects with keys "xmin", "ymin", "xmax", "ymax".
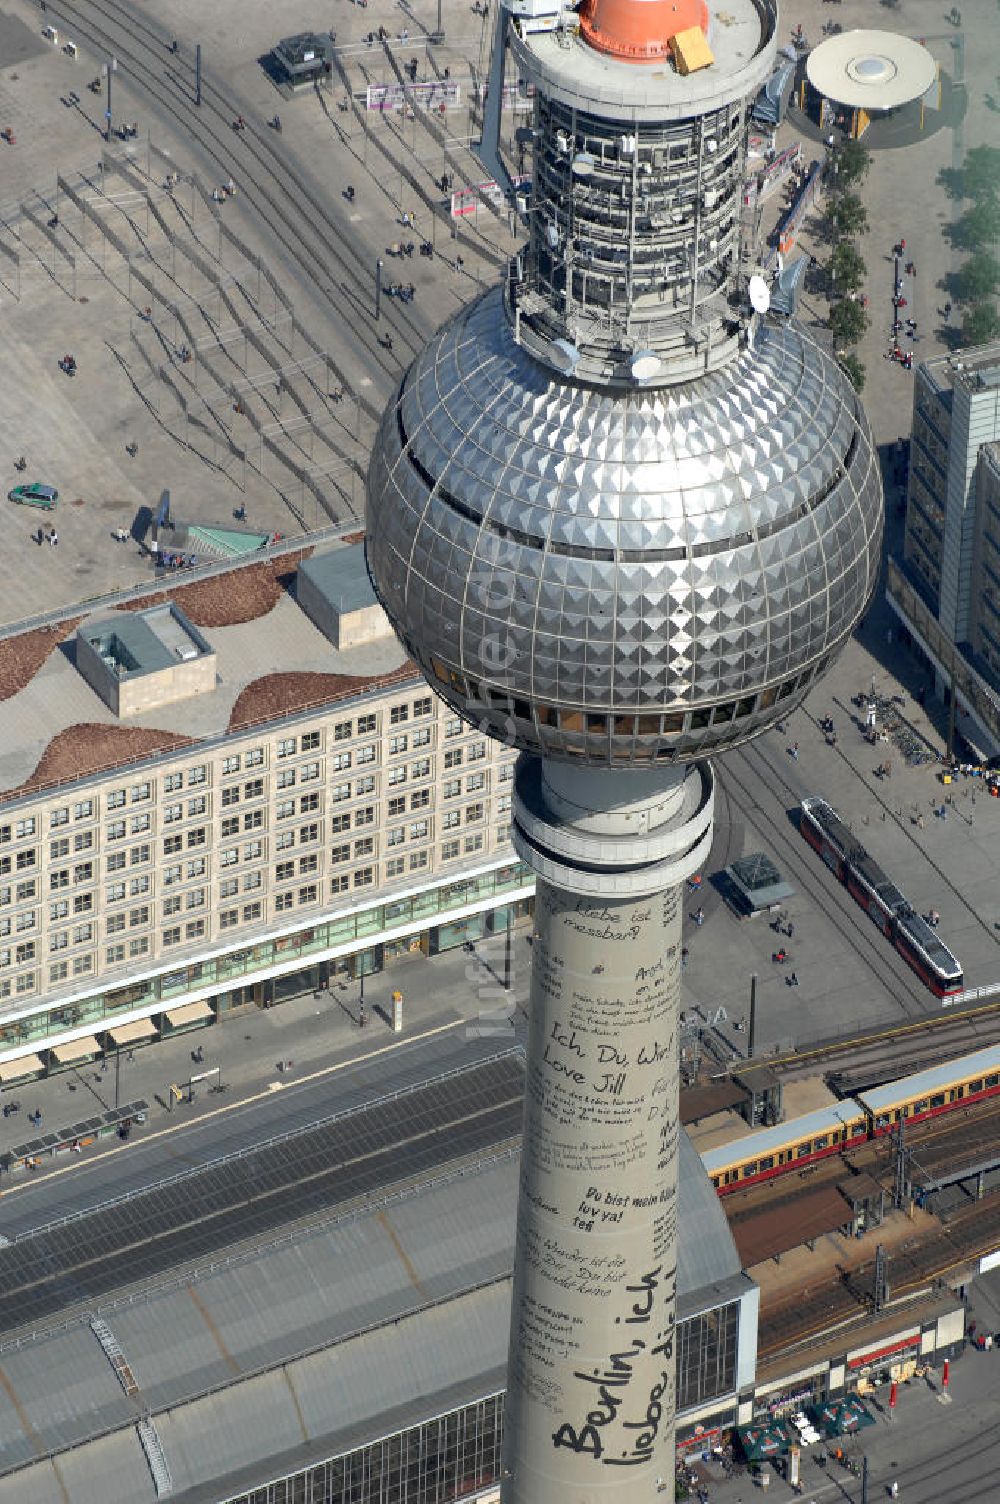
[{"xmin": 748, "ymin": 274, "xmax": 771, "ymax": 315}]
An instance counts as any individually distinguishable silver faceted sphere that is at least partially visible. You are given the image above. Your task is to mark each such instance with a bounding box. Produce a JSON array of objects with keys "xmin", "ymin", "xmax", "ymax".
[{"xmin": 366, "ymin": 289, "xmax": 883, "ymax": 766}]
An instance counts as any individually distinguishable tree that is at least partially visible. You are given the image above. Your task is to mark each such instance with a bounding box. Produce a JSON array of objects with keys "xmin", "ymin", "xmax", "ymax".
[
  {"xmin": 829, "ymin": 299, "xmax": 868, "ymax": 347},
  {"xmin": 838, "ymin": 353, "xmax": 866, "ymax": 393},
  {"xmin": 953, "ymin": 199, "xmax": 1000, "ymax": 250},
  {"xmin": 963, "ymin": 145, "xmax": 1000, "ymax": 202},
  {"xmin": 826, "ymin": 191, "xmax": 869, "ymax": 240},
  {"xmin": 828, "ymin": 240, "xmax": 867, "ymax": 294},
  {"xmin": 961, "ymin": 302, "xmax": 1000, "ymax": 346},
  {"xmin": 830, "ymin": 139, "xmax": 871, "ymax": 189},
  {"xmin": 953, "ymin": 251, "xmax": 1000, "ymax": 303}
]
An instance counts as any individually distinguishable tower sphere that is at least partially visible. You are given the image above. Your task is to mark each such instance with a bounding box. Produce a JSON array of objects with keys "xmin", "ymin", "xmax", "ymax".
[{"xmin": 366, "ymin": 0, "xmax": 884, "ymax": 768}]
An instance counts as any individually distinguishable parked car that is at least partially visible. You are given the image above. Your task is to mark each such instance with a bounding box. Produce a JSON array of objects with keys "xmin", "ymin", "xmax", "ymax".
[{"xmin": 8, "ymin": 483, "xmax": 58, "ymax": 509}]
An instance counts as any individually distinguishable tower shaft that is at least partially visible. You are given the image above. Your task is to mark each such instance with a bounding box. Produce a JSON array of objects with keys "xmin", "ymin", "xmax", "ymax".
[{"xmin": 503, "ymin": 758, "xmax": 712, "ymax": 1500}]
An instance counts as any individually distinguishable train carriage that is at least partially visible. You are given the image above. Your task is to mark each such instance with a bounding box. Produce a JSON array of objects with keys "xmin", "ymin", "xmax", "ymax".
[
  {"xmin": 701, "ymin": 1101, "xmax": 868, "ymax": 1194},
  {"xmin": 856, "ymin": 1041, "xmax": 1000, "ymax": 1133}
]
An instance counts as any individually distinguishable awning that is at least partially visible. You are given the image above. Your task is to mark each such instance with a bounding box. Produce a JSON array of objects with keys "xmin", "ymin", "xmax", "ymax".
[
  {"xmin": 51, "ymin": 1036, "xmax": 101, "ymax": 1065},
  {"xmin": 730, "ymin": 1184, "xmax": 852, "ymax": 1267},
  {"xmin": 0, "ymin": 1053, "xmax": 44, "ymax": 1082},
  {"xmin": 107, "ymin": 1018, "xmax": 159, "ymax": 1047},
  {"xmin": 165, "ymin": 999, "xmax": 214, "ymax": 1027},
  {"xmin": 737, "ymin": 1421, "xmax": 790, "ymax": 1461}
]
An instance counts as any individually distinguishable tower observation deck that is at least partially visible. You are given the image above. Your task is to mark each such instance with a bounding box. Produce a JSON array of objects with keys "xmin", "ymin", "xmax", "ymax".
[{"xmin": 366, "ymin": 0, "xmax": 884, "ymax": 1499}]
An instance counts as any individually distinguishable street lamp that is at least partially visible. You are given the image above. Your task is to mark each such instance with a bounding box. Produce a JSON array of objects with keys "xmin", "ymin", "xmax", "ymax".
[{"xmin": 102, "ymin": 56, "xmax": 118, "ymax": 142}]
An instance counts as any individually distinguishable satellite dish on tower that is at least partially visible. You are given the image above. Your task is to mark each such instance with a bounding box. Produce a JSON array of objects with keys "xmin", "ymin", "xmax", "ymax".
[{"xmin": 748, "ymin": 275, "xmax": 771, "ymax": 315}]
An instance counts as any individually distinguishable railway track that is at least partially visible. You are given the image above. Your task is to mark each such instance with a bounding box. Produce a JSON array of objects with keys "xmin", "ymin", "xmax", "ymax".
[
  {"xmin": 720, "ymin": 735, "xmax": 928, "ymax": 1022},
  {"xmin": 35, "ymin": 0, "xmax": 432, "ymax": 417}
]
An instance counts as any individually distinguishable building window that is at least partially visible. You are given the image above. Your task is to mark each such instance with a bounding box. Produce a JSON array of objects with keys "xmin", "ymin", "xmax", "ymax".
[
  {"xmin": 186, "ymin": 919, "xmax": 205, "ymax": 940},
  {"xmin": 410, "ymin": 789, "xmax": 430, "ymax": 810},
  {"xmin": 442, "ymin": 839, "xmax": 460, "ymax": 861},
  {"xmin": 299, "ymin": 823, "xmax": 319, "ymax": 845},
  {"xmin": 131, "ymin": 781, "xmax": 151, "ymax": 804},
  {"xmin": 162, "ymin": 896, "xmax": 182, "ymax": 917},
  {"xmin": 244, "ymin": 839, "xmax": 263, "ymax": 861},
  {"xmin": 445, "ymin": 748, "xmax": 463, "ymax": 769},
  {"xmin": 187, "ymin": 858, "xmax": 206, "ymax": 879},
  {"xmin": 129, "ymin": 905, "xmax": 150, "ymax": 927},
  {"xmin": 185, "ymin": 888, "xmax": 205, "ymax": 910},
  {"xmin": 355, "ymin": 775, "xmax": 376, "ymax": 796},
  {"xmin": 409, "ymin": 850, "xmax": 429, "ymax": 871},
  {"xmin": 468, "ymin": 742, "xmax": 487, "ymax": 762},
  {"xmin": 276, "ymin": 861, "xmax": 295, "ymax": 883},
  {"xmin": 244, "ymin": 778, "xmax": 264, "ymax": 800},
  {"xmin": 389, "ymin": 734, "xmax": 408, "ymax": 756},
  {"xmin": 465, "ymin": 803, "xmax": 484, "ymax": 824},
  {"xmin": 464, "ymin": 833, "xmax": 484, "ymax": 854},
  {"xmin": 131, "ymin": 813, "xmax": 151, "ymax": 835},
  {"xmin": 72, "ymin": 955, "xmax": 92, "ymax": 977},
  {"xmin": 50, "ymin": 838, "xmax": 70, "ymax": 860},
  {"xmin": 50, "ymin": 899, "xmax": 69, "ymax": 922},
  {"xmin": 387, "ymin": 827, "xmax": 405, "ymax": 847},
  {"xmin": 130, "ymin": 843, "xmax": 150, "ymax": 866},
  {"xmin": 275, "ymin": 891, "xmax": 294, "ymax": 913},
  {"xmin": 220, "ymin": 909, "xmax": 239, "ymax": 930},
  {"xmin": 389, "ymin": 766, "xmax": 408, "ymax": 786},
  {"xmin": 15, "ymin": 941, "xmax": 35, "ymax": 964},
  {"xmin": 164, "ymin": 771, "xmax": 184, "ymax": 793},
  {"xmin": 243, "ymin": 871, "xmax": 262, "ymax": 892},
  {"xmin": 386, "ymin": 857, "xmax": 405, "ymax": 878},
  {"xmin": 50, "ymin": 869, "xmax": 69, "ymax": 891},
  {"xmin": 50, "ymin": 807, "xmax": 69, "ymax": 828},
  {"xmin": 357, "ymin": 743, "xmax": 377, "ymax": 764},
  {"xmin": 105, "ymin": 946, "xmax": 124, "ymax": 967},
  {"xmin": 444, "ymin": 779, "xmax": 461, "ymax": 799},
  {"xmin": 413, "ymin": 727, "xmax": 432, "ymax": 748},
  {"xmin": 106, "ymin": 852, "xmax": 126, "ymax": 873},
  {"xmin": 414, "ymin": 697, "xmax": 433, "ymax": 717},
  {"xmin": 277, "ymin": 768, "xmax": 296, "ymax": 790},
  {"xmin": 106, "ymin": 882, "xmax": 126, "ymax": 903},
  {"xmin": 298, "ymin": 884, "xmax": 318, "ymax": 905},
  {"xmin": 220, "ymin": 847, "xmax": 238, "ymax": 868},
  {"xmin": 277, "ymin": 737, "xmax": 297, "ymax": 758},
  {"xmin": 108, "ymin": 820, "xmax": 126, "ymax": 841},
  {"xmin": 334, "ymin": 720, "xmax": 353, "ymax": 741},
  {"xmin": 332, "ymin": 750, "xmax": 352, "ymax": 772},
  {"xmin": 467, "ymin": 772, "xmax": 486, "ymax": 792},
  {"xmin": 72, "ymin": 923, "xmax": 93, "ymax": 945},
  {"xmin": 353, "ymin": 867, "xmax": 374, "ymax": 888},
  {"xmin": 299, "ymin": 853, "xmax": 318, "ymax": 876},
  {"xmin": 358, "ymin": 713, "xmax": 376, "ymax": 735},
  {"xmin": 107, "ymin": 789, "xmax": 126, "ymax": 809},
  {"xmin": 188, "ymin": 795, "xmax": 207, "ymax": 818},
  {"xmin": 443, "ymin": 810, "xmax": 460, "ymax": 830},
  {"xmin": 222, "ymin": 754, "xmax": 241, "ymax": 775},
  {"xmin": 410, "ymin": 820, "xmax": 429, "ymax": 840},
  {"xmin": 163, "ymin": 926, "xmax": 182, "ymax": 946},
  {"xmin": 388, "ymin": 796, "xmax": 406, "ymax": 818},
  {"xmin": 277, "ymin": 799, "xmax": 295, "ymax": 821},
  {"xmin": 390, "ymin": 704, "xmax": 409, "ymax": 725},
  {"xmin": 72, "ymin": 893, "xmax": 93, "ymax": 916},
  {"xmin": 299, "ymin": 793, "xmax": 319, "ymax": 813},
  {"xmin": 354, "ymin": 837, "xmax": 374, "ymax": 858},
  {"xmin": 164, "ymin": 864, "xmax": 182, "ymax": 887},
  {"xmin": 188, "ymin": 765, "xmax": 207, "ymax": 786},
  {"xmin": 331, "ymin": 874, "xmax": 350, "ymax": 894},
  {"xmin": 15, "ymin": 850, "xmax": 34, "ymax": 871},
  {"xmin": 301, "ymin": 731, "xmax": 321, "ymax": 751},
  {"xmin": 276, "ymin": 830, "xmax": 295, "ymax": 851},
  {"xmin": 106, "ymin": 912, "xmax": 127, "ymax": 934},
  {"xmin": 187, "ymin": 827, "xmax": 206, "ymax": 848},
  {"xmin": 246, "ymin": 747, "xmax": 264, "ymax": 768},
  {"xmin": 50, "ymin": 931, "xmax": 69, "ymax": 952},
  {"xmin": 445, "ymin": 717, "xmax": 463, "ymax": 737},
  {"xmin": 244, "ymin": 810, "xmax": 264, "ymax": 831},
  {"xmin": 355, "ymin": 806, "xmax": 374, "ymax": 827},
  {"xmin": 164, "ymin": 803, "xmax": 183, "ymax": 824},
  {"xmin": 499, "ymin": 763, "xmax": 514, "ymax": 783},
  {"xmin": 221, "ymin": 817, "xmax": 239, "ymax": 839},
  {"xmin": 219, "ymin": 878, "xmax": 238, "ymax": 899},
  {"xmin": 221, "ymin": 786, "xmax": 241, "ymax": 807},
  {"xmin": 331, "ymin": 781, "xmax": 351, "ymax": 804},
  {"xmin": 129, "ymin": 936, "xmax": 149, "ymax": 958},
  {"xmin": 331, "ymin": 843, "xmax": 350, "ymax": 864},
  {"xmin": 243, "ymin": 901, "xmax": 262, "ymax": 923}
]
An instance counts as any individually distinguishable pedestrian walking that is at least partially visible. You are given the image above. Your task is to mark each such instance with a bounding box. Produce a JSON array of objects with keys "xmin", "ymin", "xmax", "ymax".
[
  {"xmin": 49, "ymin": 528, "xmax": 58, "ymax": 547},
  {"xmin": 790, "ymin": 741, "xmax": 799, "ymax": 760},
  {"xmin": 693, "ymin": 907, "xmax": 705, "ymax": 927}
]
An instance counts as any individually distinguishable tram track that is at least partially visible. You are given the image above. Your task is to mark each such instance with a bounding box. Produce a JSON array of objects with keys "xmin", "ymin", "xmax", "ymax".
[
  {"xmin": 720, "ymin": 735, "xmax": 928, "ymax": 1022},
  {"xmin": 32, "ymin": 0, "xmax": 430, "ymax": 418}
]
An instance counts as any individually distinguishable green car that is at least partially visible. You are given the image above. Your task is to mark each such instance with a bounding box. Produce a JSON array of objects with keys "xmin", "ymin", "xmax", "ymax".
[{"xmin": 8, "ymin": 483, "xmax": 58, "ymax": 510}]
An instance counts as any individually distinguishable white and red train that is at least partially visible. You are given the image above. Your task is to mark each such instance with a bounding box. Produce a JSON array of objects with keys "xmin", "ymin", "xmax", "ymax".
[{"xmin": 799, "ymin": 796, "xmax": 963, "ymax": 998}]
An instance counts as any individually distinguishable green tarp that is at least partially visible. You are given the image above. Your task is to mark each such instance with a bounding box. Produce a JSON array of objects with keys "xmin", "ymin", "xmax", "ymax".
[
  {"xmin": 810, "ymin": 1394, "xmax": 875, "ymax": 1436},
  {"xmin": 737, "ymin": 1421, "xmax": 790, "ymax": 1461}
]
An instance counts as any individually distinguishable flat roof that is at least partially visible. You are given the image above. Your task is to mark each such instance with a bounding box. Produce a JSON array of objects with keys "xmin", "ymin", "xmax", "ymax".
[
  {"xmin": 805, "ymin": 30, "xmax": 937, "ymax": 110},
  {"xmin": 857, "ymin": 1042, "xmax": 1000, "ymax": 1115},
  {"xmin": 701, "ymin": 1100, "xmax": 864, "ymax": 1176},
  {"xmin": 729, "ymin": 1184, "xmax": 851, "ymax": 1267},
  {"xmin": 0, "ymin": 540, "xmax": 416, "ymax": 805},
  {"xmin": 298, "ymin": 541, "xmax": 378, "ymax": 614},
  {"xmin": 79, "ymin": 603, "xmax": 210, "ymax": 678}
]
